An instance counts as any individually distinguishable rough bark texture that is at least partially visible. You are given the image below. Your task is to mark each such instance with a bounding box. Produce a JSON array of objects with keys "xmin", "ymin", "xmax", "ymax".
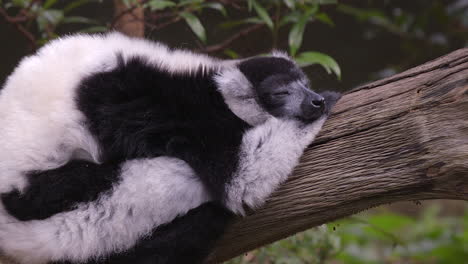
[{"xmin": 206, "ymin": 48, "xmax": 468, "ymax": 263}]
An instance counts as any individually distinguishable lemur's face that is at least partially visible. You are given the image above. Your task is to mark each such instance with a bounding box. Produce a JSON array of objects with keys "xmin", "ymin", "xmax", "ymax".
[{"xmin": 238, "ymin": 56, "xmax": 328, "ymax": 122}]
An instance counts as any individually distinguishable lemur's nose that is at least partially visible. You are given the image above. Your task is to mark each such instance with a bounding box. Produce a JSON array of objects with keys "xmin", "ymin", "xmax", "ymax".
[{"xmin": 311, "ymin": 95, "xmax": 325, "ymax": 109}]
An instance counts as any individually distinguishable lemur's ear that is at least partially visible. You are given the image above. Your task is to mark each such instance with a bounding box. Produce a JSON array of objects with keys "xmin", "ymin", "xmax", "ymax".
[{"xmin": 214, "ymin": 67, "xmax": 253, "ymax": 98}]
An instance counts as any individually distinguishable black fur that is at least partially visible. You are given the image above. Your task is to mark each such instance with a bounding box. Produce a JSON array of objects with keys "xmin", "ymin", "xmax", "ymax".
[
  {"xmin": 77, "ymin": 55, "xmax": 250, "ymax": 200},
  {"xmin": 238, "ymin": 57, "xmax": 301, "ymax": 88},
  {"xmin": 2, "ymin": 160, "xmax": 121, "ymax": 221},
  {"xmin": 52, "ymin": 202, "xmax": 234, "ymax": 264}
]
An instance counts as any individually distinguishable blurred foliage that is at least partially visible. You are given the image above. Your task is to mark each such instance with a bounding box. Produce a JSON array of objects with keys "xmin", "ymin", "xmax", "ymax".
[
  {"xmin": 336, "ymin": 0, "xmax": 468, "ymax": 79},
  {"xmin": 0, "ymin": 0, "xmax": 348, "ymax": 79},
  {"xmin": 1, "ymin": 0, "xmax": 467, "ymax": 83},
  {"xmin": 0, "ymin": 0, "xmax": 106, "ymax": 43},
  {"xmin": 227, "ymin": 204, "xmax": 468, "ymax": 264}
]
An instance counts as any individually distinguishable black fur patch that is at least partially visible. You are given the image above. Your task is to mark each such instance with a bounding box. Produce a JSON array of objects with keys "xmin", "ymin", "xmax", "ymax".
[
  {"xmin": 52, "ymin": 202, "xmax": 234, "ymax": 264},
  {"xmin": 76, "ymin": 55, "xmax": 250, "ymax": 199},
  {"xmin": 238, "ymin": 57, "xmax": 301, "ymax": 88},
  {"xmin": 2, "ymin": 160, "xmax": 121, "ymax": 221}
]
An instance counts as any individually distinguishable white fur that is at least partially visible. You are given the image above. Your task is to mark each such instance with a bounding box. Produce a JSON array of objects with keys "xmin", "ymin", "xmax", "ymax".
[
  {"xmin": 215, "ymin": 67, "xmax": 272, "ymax": 126},
  {"xmin": 270, "ymin": 50, "xmax": 292, "ymax": 60},
  {"xmin": 225, "ymin": 117, "xmax": 326, "ymax": 215},
  {"xmin": 0, "ymin": 157, "xmax": 210, "ymax": 264}
]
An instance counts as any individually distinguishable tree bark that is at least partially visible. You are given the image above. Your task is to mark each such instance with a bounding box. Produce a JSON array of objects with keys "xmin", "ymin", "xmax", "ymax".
[
  {"xmin": 206, "ymin": 48, "xmax": 468, "ymax": 263},
  {"xmin": 113, "ymin": 0, "xmax": 144, "ymax": 37}
]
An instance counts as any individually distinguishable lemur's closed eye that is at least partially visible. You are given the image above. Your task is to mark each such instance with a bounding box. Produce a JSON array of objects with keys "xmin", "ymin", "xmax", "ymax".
[{"xmin": 272, "ymin": 91, "xmax": 290, "ymax": 96}]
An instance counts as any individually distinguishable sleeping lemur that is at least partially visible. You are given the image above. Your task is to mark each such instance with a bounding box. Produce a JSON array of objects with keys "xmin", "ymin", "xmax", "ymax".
[{"xmin": 0, "ymin": 32, "xmax": 340, "ymax": 264}]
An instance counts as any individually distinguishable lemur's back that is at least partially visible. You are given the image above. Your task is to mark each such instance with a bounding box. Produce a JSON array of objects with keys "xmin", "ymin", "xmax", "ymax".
[{"xmin": 0, "ymin": 32, "xmax": 231, "ymax": 193}]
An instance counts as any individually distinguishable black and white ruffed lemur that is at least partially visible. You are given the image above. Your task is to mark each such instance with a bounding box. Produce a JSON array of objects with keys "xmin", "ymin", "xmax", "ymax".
[{"xmin": 0, "ymin": 32, "xmax": 340, "ymax": 264}]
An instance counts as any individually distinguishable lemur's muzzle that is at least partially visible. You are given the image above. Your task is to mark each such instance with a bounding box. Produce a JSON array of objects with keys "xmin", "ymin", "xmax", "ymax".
[{"xmin": 300, "ymin": 91, "xmax": 325, "ymax": 121}]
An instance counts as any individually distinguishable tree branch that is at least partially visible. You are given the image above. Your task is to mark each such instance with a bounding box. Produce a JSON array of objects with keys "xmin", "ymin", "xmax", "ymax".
[
  {"xmin": 112, "ymin": 0, "xmax": 145, "ymax": 37},
  {"xmin": 206, "ymin": 48, "xmax": 468, "ymax": 263},
  {"xmin": 0, "ymin": 7, "xmax": 36, "ymax": 50},
  {"xmin": 203, "ymin": 23, "xmax": 265, "ymax": 53}
]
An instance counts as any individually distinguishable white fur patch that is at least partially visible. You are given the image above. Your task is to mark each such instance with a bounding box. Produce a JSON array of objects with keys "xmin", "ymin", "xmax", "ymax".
[
  {"xmin": 225, "ymin": 117, "xmax": 326, "ymax": 215},
  {"xmin": 103, "ymin": 32, "xmax": 227, "ymax": 75},
  {"xmin": 270, "ymin": 50, "xmax": 293, "ymax": 60},
  {"xmin": 215, "ymin": 67, "xmax": 272, "ymax": 126},
  {"xmin": 0, "ymin": 157, "xmax": 210, "ymax": 264}
]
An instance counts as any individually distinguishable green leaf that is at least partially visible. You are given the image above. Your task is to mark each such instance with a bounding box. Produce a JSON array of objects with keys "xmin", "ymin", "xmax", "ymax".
[
  {"xmin": 317, "ymin": 0, "xmax": 338, "ymax": 4},
  {"xmin": 251, "ymin": 0, "xmax": 273, "ymax": 30},
  {"xmin": 203, "ymin": 2, "xmax": 227, "ymax": 16},
  {"xmin": 219, "ymin": 17, "xmax": 263, "ymax": 29},
  {"xmin": 146, "ymin": 0, "xmax": 175, "ymax": 11},
  {"xmin": 283, "ymin": 0, "xmax": 295, "ymax": 9},
  {"xmin": 43, "ymin": 0, "xmax": 58, "ymax": 9},
  {"xmin": 304, "ymin": 3, "xmax": 319, "ymax": 15},
  {"xmin": 64, "ymin": 0, "xmax": 92, "ymax": 13},
  {"xmin": 368, "ymin": 213, "xmax": 415, "ymax": 232},
  {"xmin": 121, "ymin": 0, "xmax": 131, "ymax": 7},
  {"xmin": 79, "ymin": 26, "xmax": 108, "ymax": 33},
  {"xmin": 315, "ymin": 12, "xmax": 334, "ymax": 26},
  {"xmin": 288, "ymin": 15, "xmax": 307, "ymax": 56},
  {"xmin": 247, "ymin": 0, "xmax": 253, "ymax": 11},
  {"xmin": 278, "ymin": 11, "xmax": 301, "ymax": 27},
  {"xmin": 224, "ymin": 49, "xmax": 239, "ymax": 59},
  {"xmin": 62, "ymin": 16, "xmax": 99, "ymax": 25},
  {"xmin": 338, "ymin": 4, "xmax": 388, "ymax": 22},
  {"xmin": 36, "ymin": 9, "xmax": 64, "ymax": 31},
  {"xmin": 178, "ymin": 0, "xmax": 203, "ymax": 6},
  {"xmin": 295, "ymin": 51, "xmax": 341, "ymax": 79},
  {"xmin": 12, "ymin": 0, "xmax": 31, "ymax": 8},
  {"xmin": 288, "ymin": 6, "xmax": 319, "ymax": 56},
  {"xmin": 180, "ymin": 12, "xmax": 206, "ymax": 43}
]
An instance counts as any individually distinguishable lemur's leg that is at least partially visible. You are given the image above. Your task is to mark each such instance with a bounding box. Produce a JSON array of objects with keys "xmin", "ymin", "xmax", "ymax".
[
  {"xmin": 1, "ymin": 160, "xmax": 120, "ymax": 221},
  {"xmin": 0, "ymin": 157, "xmax": 211, "ymax": 264},
  {"xmin": 52, "ymin": 202, "xmax": 233, "ymax": 264}
]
